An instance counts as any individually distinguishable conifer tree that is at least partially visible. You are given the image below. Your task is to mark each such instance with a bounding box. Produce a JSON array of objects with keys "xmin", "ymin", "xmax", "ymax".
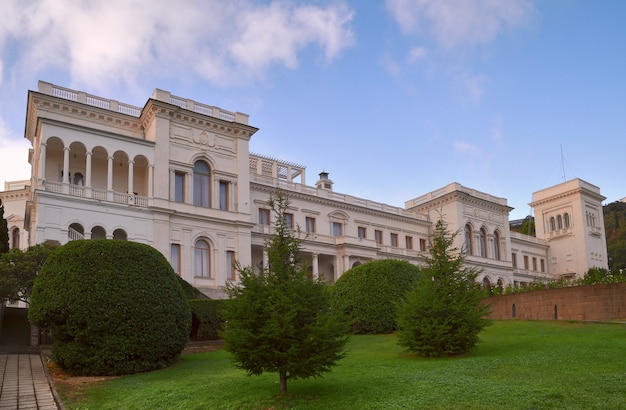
[
  {"xmin": 396, "ymin": 217, "xmax": 490, "ymax": 357},
  {"xmin": 0, "ymin": 199, "xmax": 9, "ymax": 255},
  {"xmin": 222, "ymin": 191, "xmax": 348, "ymax": 394}
]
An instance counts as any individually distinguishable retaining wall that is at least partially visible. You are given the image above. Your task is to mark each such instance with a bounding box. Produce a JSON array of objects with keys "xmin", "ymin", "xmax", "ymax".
[{"xmin": 482, "ymin": 283, "xmax": 626, "ymax": 321}]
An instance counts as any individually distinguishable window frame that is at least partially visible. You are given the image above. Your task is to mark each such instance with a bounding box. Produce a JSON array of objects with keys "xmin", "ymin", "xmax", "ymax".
[
  {"xmin": 305, "ymin": 217, "xmax": 316, "ymax": 234},
  {"xmin": 195, "ymin": 239, "xmax": 211, "ymax": 278},
  {"xmin": 193, "ymin": 161, "xmax": 211, "ymax": 208}
]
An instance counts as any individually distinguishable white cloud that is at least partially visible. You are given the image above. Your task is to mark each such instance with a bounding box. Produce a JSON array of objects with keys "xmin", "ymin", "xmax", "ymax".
[
  {"xmin": 407, "ymin": 46, "xmax": 428, "ymax": 63},
  {"xmin": 0, "ymin": 0, "xmax": 355, "ymax": 90},
  {"xmin": 386, "ymin": 0, "xmax": 534, "ymax": 49},
  {"xmin": 0, "ymin": 118, "xmax": 31, "ymax": 184},
  {"xmin": 453, "ymin": 141, "xmax": 481, "ymax": 155},
  {"xmin": 455, "ymin": 72, "xmax": 487, "ymax": 103}
]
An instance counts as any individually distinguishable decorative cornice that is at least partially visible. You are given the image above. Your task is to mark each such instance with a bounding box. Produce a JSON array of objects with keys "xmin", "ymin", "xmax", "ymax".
[
  {"xmin": 251, "ymin": 181, "xmax": 429, "ymax": 226},
  {"xmin": 31, "ymin": 92, "xmax": 142, "ymax": 133},
  {"xmin": 142, "ymin": 99, "xmax": 258, "ymax": 141}
]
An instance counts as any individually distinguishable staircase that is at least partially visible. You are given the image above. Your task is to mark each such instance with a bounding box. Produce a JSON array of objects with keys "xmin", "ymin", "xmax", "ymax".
[{"xmin": 0, "ymin": 307, "xmax": 39, "ymax": 353}]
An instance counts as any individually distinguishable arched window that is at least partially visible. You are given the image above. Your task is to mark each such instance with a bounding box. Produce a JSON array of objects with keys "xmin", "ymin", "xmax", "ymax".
[
  {"xmin": 91, "ymin": 226, "xmax": 106, "ymax": 239},
  {"xmin": 113, "ymin": 229, "xmax": 127, "ymax": 240},
  {"xmin": 73, "ymin": 172, "xmax": 84, "ymax": 186},
  {"xmin": 549, "ymin": 217, "xmax": 556, "ymax": 231},
  {"xmin": 68, "ymin": 223, "xmax": 85, "ymax": 241},
  {"xmin": 195, "ymin": 239, "xmax": 211, "ymax": 277},
  {"xmin": 557, "ymin": 215, "xmax": 563, "ymax": 229},
  {"xmin": 479, "ymin": 228, "xmax": 487, "ymax": 257},
  {"xmin": 464, "ymin": 225, "xmax": 473, "ymax": 255},
  {"xmin": 493, "ymin": 231, "xmax": 501, "ymax": 260},
  {"xmin": 193, "ymin": 161, "xmax": 211, "ymax": 207},
  {"xmin": 482, "ymin": 276, "xmax": 491, "ymax": 289},
  {"xmin": 11, "ymin": 228, "xmax": 19, "ymax": 249},
  {"xmin": 564, "ymin": 213, "xmax": 571, "ymax": 228}
]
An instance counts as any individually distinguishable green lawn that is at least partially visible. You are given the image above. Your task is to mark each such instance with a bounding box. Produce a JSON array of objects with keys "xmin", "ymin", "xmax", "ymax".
[{"xmin": 59, "ymin": 321, "xmax": 625, "ymax": 409}]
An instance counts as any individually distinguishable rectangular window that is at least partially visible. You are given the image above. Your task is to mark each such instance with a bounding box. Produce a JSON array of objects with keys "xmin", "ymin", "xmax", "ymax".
[
  {"xmin": 332, "ymin": 222, "xmax": 343, "ymax": 237},
  {"xmin": 540, "ymin": 259, "xmax": 546, "ymax": 273},
  {"xmin": 512, "ymin": 253, "xmax": 517, "ymax": 268},
  {"xmin": 305, "ymin": 217, "xmax": 316, "ymax": 234},
  {"xmin": 358, "ymin": 226, "xmax": 366, "ymax": 239},
  {"xmin": 226, "ymin": 251, "xmax": 236, "ymax": 281},
  {"xmin": 219, "ymin": 181, "xmax": 230, "ymax": 211},
  {"xmin": 170, "ymin": 244, "xmax": 181, "ymax": 275},
  {"xmin": 174, "ymin": 172, "xmax": 185, "ymax": 203},
  {"xmin": 259, "ymin": 208, "xmax": 270, "ymax": 225},
  {"xmin": 375, "ymin": 230, "xmax": 383, "ymax": 245},
  {"xmin": 419, "ymin": 238, "xmax": 427, "ymax": 252},
  {"xmin": 283, "ymin": 213, "xmax": 294, "ymax": 229},
  {"xmin": 405, "ymin": 236, "xmax": 413, "ymax": 250},
  {"xmin": 532, "ymin": 257, "xmax": 537, "ymax": 271},
  {"xmin": 390, "ymin": 233, "xmax": 398, "ymax": 247},
  {"xmin": 524, "ymin": 255, "xmax": 529, "ymax": 270}
]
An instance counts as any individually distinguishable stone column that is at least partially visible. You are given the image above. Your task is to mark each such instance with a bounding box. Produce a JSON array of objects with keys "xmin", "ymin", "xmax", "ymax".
[
  {"xmin": 39, "ymin": 142, "xmax": 47, "ymax": 183},
  {"xmin": 312, "ymin": 254, "xmax": 319, "ymax": 280},
  {"xmin": 107, "ymin": 155, "xmax": 113, "ymax": 201}
]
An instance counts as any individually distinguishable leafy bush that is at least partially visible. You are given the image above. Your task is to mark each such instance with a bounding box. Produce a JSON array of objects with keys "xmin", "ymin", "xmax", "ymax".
[
  {"xmin": 189, "ymin": 299, "xmax": 226, "ymax": 340},
  {"xmin": 29, "ymin": 240, "xmax": 191, "ymax": 376},
  {"xmin": 178, "ymin": 276, "xmax": 207, "ymax": 299},
  {"xmin": 331, "ymin": 259, "xmax": 423, "ymax": 334}
]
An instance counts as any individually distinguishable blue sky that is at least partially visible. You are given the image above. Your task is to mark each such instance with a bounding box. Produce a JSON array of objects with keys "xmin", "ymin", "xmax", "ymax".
[{"xmin": 1, "ymin": 0, "xmax": 624, "ymax": 220}]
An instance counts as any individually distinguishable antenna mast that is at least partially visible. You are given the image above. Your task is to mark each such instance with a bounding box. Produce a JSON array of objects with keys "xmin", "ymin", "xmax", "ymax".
[{"xmin": 560, "ymin": 145, "xmax": 566, "ymax": 181}]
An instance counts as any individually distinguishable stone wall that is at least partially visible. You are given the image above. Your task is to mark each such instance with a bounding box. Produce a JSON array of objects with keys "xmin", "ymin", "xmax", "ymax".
[{"xmin": 483, "ymin": 283, "xmax": 626, "ymax": 321}]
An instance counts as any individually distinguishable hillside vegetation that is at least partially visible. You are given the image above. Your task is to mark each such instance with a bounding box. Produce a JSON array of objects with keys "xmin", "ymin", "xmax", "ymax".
[{"xmin": 604, "ymin": 201, "xmax": 626, "ymax": 271}]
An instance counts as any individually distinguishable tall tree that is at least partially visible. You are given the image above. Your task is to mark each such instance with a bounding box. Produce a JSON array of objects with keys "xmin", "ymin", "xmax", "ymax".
[
  {"xmin": 0, "ymin": 199, "xmax": 9, "ymax": 255},
  {"xmin": 222, "ymin": 191, "xmax": 348, "ymax": 394},
  {"xmin": 0, "ymin": 241, "xmax": 59, "ymax": 303},
  {"xmin": 396, "ymin": 217, "xmax": 490, "ymax": 357}
]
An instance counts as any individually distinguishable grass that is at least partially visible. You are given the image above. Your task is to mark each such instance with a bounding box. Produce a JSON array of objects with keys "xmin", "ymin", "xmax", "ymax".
[{"xmin": 58, "ymin": 320, "xmax": 625, "ymax": 409}]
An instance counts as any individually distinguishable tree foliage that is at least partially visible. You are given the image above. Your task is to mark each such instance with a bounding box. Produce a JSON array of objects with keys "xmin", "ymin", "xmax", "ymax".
[
  {"xmin": 0, "ymin": 241, "xmax": 59, "ymax": 303},
  {"xmin": 222, "ymin": 191, "xmax": 348, "ymax": 394},
  {"xmin": 604, "ymin": 200, "xmax": 626, "ymax": 271},
  {"xmin": 29, "ymin": 240, "xmax": 191, "ymax": 376},
  {"xmin": 331, "ymin": 259, "xmax": 423, "ymax": 334},
  {"xmin": 0, "ymin": 199, "xmax": 8, "ymax": 255},
  {"xmin": 396, "ymin": 218, "xmax": 490, "ymax": 357}
]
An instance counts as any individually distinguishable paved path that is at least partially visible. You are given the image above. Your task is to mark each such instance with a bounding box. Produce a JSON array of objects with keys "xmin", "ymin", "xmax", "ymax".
[{"xmin": 0, "ymin": 353, "xmax": 60, "ymax": 409}]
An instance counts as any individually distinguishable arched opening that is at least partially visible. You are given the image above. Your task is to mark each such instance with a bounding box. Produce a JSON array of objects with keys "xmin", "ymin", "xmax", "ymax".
[
  {"xmin": 113, "ymin": 229, "xmax": 127, "ymax": 241},
  {"xmin": 68, "ymin": 223, "xmax": 85, "ymax": 241},
  {"xmin": 91, "ymin": 226, "xmax": 106, "ymax": 240},
  {"xmin": 193, "ymin": 160, "xmax": 211, "ymax": 207},
  {"xmin": 194, "ymin": 239, "xmax": 211, "ymax": 277},
  {"xmin": 11, "ymin": 228, "xmax": 20, "ymax": 249},
  {"xmin": 493, "ymin": 231, "xmax": 501, "ymax": 260},
  {"xmin": 482, "ymin": 276, "xmax": 492, "ymax": 289},
  {"xmin": 479, "ymin": 228, "xmax": 487, "ymax": 257},
  {"xmin": 464, "ymin": 224, "xmax": 473, "ymax": 255}
]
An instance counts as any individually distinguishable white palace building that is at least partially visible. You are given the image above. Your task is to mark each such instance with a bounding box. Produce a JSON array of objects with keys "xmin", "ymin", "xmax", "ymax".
[{"xmin": 2, "ymin": 81, "xmax": 609, "ymax": 298}]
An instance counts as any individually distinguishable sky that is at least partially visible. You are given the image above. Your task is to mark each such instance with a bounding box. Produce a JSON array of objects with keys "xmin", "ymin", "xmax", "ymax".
[{"xmin": 0, "ymin": 0, "xmax": 624, "ymax": 220}]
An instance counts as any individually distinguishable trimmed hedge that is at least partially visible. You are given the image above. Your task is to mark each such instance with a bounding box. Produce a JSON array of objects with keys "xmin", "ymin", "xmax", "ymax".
[
  {"xmin": 331, "ymin": 259, "xmax": 423, "ymax": 334},
  {"xmin": 189, "ymin": 299, "xmax": 227, "ymax": 340},
  {"xmin": 29, "ymin": 240, "xmax": 191, "ymax": 376}
]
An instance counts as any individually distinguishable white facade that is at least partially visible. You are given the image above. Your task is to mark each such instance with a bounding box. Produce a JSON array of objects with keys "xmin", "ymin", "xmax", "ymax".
[
  {"xmin": 11, "ymin": 81, "xmax": 609, "ymax": 298},
  {"xmin": 0, "ymin": 181, "xmax": 30, "ymax": 250}
]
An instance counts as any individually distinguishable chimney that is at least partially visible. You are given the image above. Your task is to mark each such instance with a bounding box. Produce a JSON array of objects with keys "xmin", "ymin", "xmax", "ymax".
[{"xmin": 316, "ymin": 171, "xmax": 333, "ymax": 191}]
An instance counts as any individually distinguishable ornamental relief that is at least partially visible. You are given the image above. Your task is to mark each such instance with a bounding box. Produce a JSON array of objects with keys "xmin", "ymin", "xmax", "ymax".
[{"xmin": 192, "ymin": 129, "xmax": 216, "ymax": 147}]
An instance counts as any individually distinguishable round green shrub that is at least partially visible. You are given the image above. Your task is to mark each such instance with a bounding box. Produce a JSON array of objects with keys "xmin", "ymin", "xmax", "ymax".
[
  {"xmin": 331, "ymin": 259, "xmax": 422, "ymax": 334},
  {"xmin": 29, "ymin": 240, "xmax": 191, "ymax": 376}
]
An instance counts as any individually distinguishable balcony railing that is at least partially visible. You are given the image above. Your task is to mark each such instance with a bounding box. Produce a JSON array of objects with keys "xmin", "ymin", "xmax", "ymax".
[{"xmin": 42, "ymin": 180, "xmax": 149, "ymax": 208}]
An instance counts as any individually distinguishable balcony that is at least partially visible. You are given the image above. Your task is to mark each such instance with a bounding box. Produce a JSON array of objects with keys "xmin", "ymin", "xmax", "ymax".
[{"xmin": 42, "ymin": 180, "xmax": 150, "ymax": 208}]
